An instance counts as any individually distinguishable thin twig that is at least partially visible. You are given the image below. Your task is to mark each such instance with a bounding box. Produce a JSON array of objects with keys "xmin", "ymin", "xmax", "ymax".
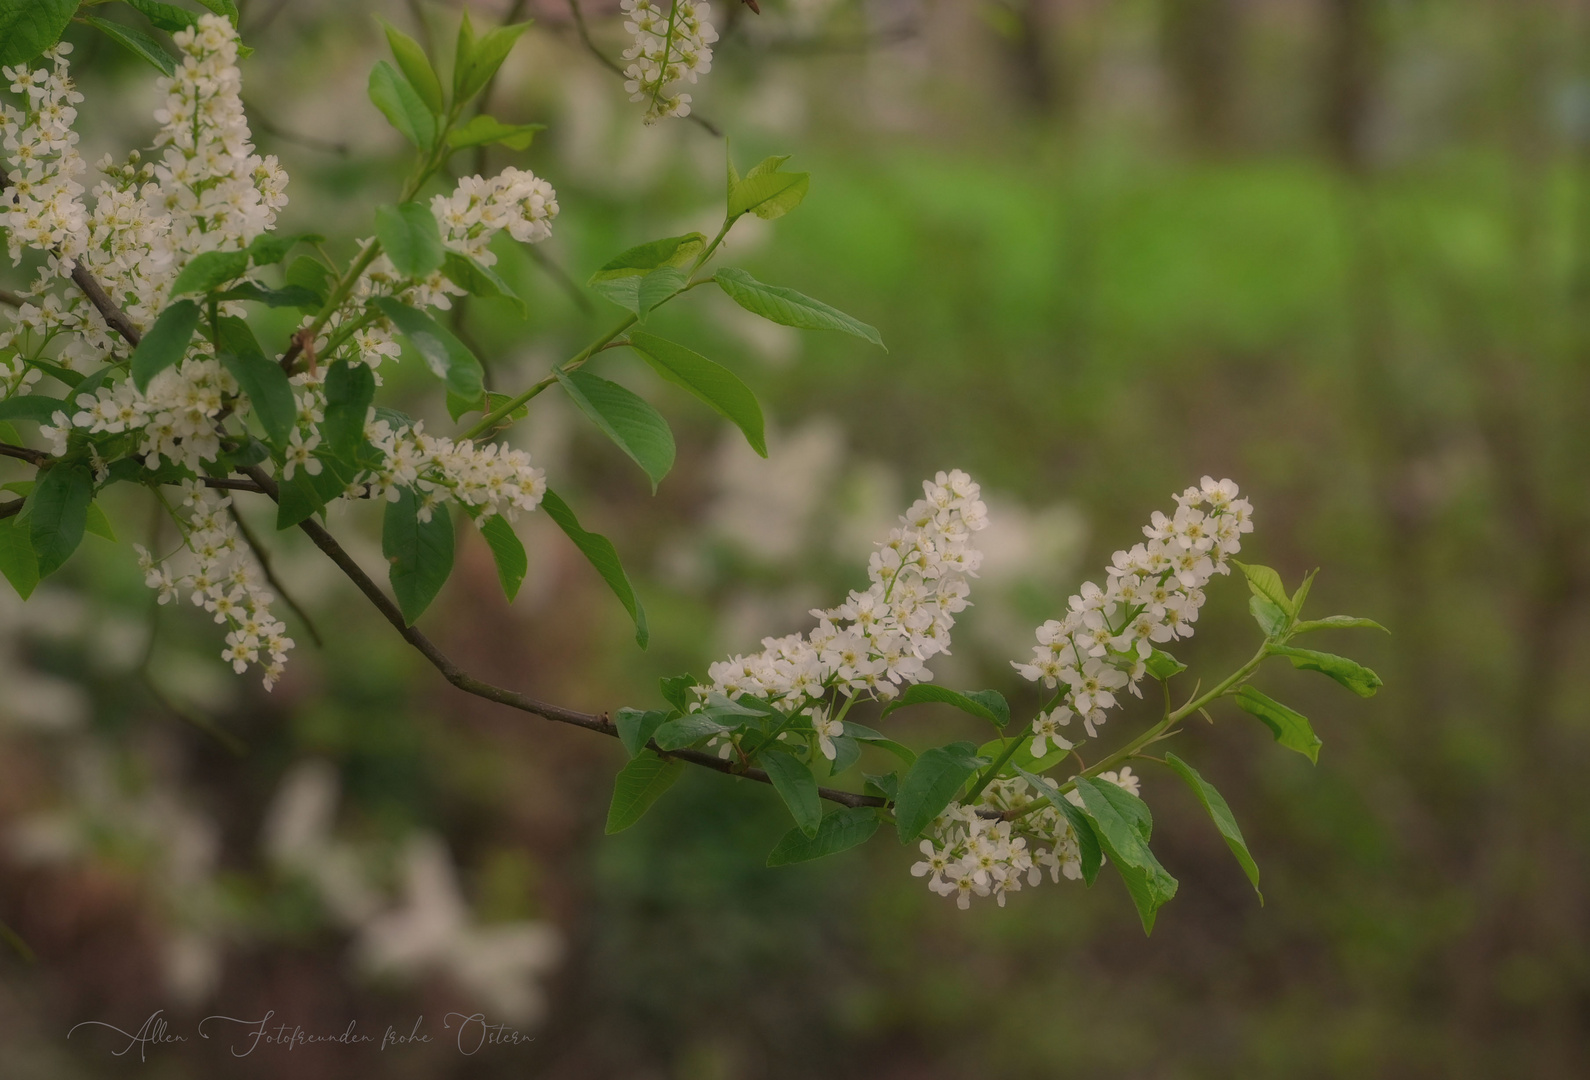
[
  {"xmin": 565, "ymin": 0, "xmax": 723, "ymax": 137},
  {"xmin": 228, "ymin": 501, "xmax": 325, "ymax": 648},
  {"xmin": 0, "ymin": 499, "xmax": 21, "ymax": 520},
  {"xmin": 0, "ymin": 443, "xmax": 48, "ymax": 466},
  {"xmin": 0, "ymin": 288, "xmax": 22, "ymax": 308},
  {"xmin": 201, "ymin": 476, "xmax": 268, "ymax": 495}
]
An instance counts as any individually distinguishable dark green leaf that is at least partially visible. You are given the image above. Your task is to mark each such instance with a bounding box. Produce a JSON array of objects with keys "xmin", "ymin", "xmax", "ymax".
[
  {"xmin": 714, "ymin": 267, "xmax": 884, "ymax": 348},
  {"xmin": 557, "ymin": 369, "xmax": 675, "ymax": 492},
  {"xmin": 246, "ymin": 231, "xmax": 305, "ymax": 267},
  {"xmin": 1074, "ymin": 777, "xmax": 1178, "ymax": 934},
  {"xmin": 192, "ymin": 0, "xmax": 240, "ymax": 24},
  {"xmin": 382, "ymin": 486, "xmax": 455, "ymax": 625},
  {"xmin": 659, "ymin": 673, "xmax": 695, "ymax": 712},
  {"xmin": 130, "ymin": 300, "xmax": 201, "ymax": 390},
  {"xmin": 627, "ymin": 330, "xmax": 766, "ymax": 456},
  {"xmin": 1249, "ymin": 594, "xmax": 1288, "ymax": 638},
  {"xmin": 0, "ymin": 514, "xmax": 39, "ymax": 600},
  {"xmin": 85, "ymin": 504, "xmax": 116, "ymax": 542},
  {"xmin": 767, "ymin": 807, "xmax": 879, "ymax": 867},
  {"xmin": 894, "ymin": 741, "xmax": 986, "ymax": 843},
  {"xmin": 28, "ymin": 463, "xmax": 93, "ymax": 578},
  {"xmin": 1268, "ymin": 644, "xmax": 1382, "ymax": 697},
  {"xmin": 839, "ymin": 722, "xmax": 917, "ymax": 765},
  {"xmin": 604, "ymin": 751, "xmax": 684, "ymax": 834},
  {"xmin": 615, "ymin": 708, "xmax": 670, "ymax": 759},
  {"xmin": 880, "ymin": 684, "xmax": 1011, "ymax": 728},
  {"xmin": 828, "ymin": 735, "xmax": 862, "ymax": 775},
  {"xmin": 284, "ymin": 256, "xmax": 332, "ymax": 306},
  {"xmin": 863, "ymin": 772, "xmax": 898, "ymax": 802},
  {"xmin": 372, "ymin": 297, "xmax": 484, "ymax": 414},
  {"xmin": 84, "ymin": 16, "xmax": 176, "ymax": 76},
  {"xmin": 652, "ymin": 713, "xmax": 736, "ymax": 752},
  {"xmin": 1234, "ymin": 686, "xmax": 1322, "ymax": 763},
  {"xmin": 0, "ymin": 0, "xmax": 77, "ymax": 68},
  {"xmin": 378, "ymin": 17, "xmax": 443, "ymax": 114},
  {"xmin": 320, "ymin": 359, "xmax": 375, "ymax": 459},
  {"xmin": 761, "ymin": 748, "xmax": 822, "ymax": 837},
  {"xmin": 368, "ymin": 60, "xmax": 437, "ymax": 149},
  {"xmin": 216, "ymin": 317, "xmax": 297, "ymax": 448},
  {"xmin": 446, "ymin": 114, "xmax": 543, "ymax": 151},
  {"xmin": 214, "ymin": 282, "xmax": 323, "ymax": 309},
  {"xmin": 0, "ymin": 395, "xmax": 68, "ymax": 424},
  {"xmin": 1012, "ymin": 765, "xmax": 1100, "ymax": 885},
  {"xmin": 274, "ymin": 457, "xmax": 351, "ymax": 530},
  {"xmin": 170, "ymin": 250, "xmax": 249, "ymax": 297},
  {"xmin": 478, "ymin": 514, "xmax": 527, "ymax": 601},
  {"xmin": 124, "ymin": 0, "xmax": 199, "ymax": 33},
  {"xmin": 1144, "ymin": 648, "xmax": 1187, "ymax": 680},
  {"xmin": 541, "ymin": 488, "xmax": 647, "ymax": 648},
  {"xmin": 375, "ymin": 202, "xmax": 445, "ymax": 279},
  {"xmin": 977, "ymin": 736, "xmax": 1070, "ymax": 779},
  {"xmin": 1164, "ymin": 753, "xmax": 1262, "ymax": 903},
  {"xmin": 441, "ymin": 252, "xmax": 526, "ymax": 315}
]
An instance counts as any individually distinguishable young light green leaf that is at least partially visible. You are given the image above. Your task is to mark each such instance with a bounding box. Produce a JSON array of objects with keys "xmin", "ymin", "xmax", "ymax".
[
  {"xmin": 28, "ymin": 464, "xmax": 93, "ymax": 579},
  {"xmin": 605, "ymin": 750, "xmax": 684, "ymax": 834},
  {"xmin": 1291, "ymin": 568, "xmax": 1318, "ymax": 617},
  {"xmin": 130, "ymin": 300, "xmax": 201, "ymax": 391},
  {"xmin": 1144, "ymin": 648, "xmax": 1188, "ymax": 680},
  {"xmin": 635, "ymin": 266, "xmax": 687, "ymax": 321},
  {"xmin": 590, "ymin": 234, "xmax": 706, "ymax": 282},
  {"xmin": 1267, "ymin": 644, "xmax": 1383, "ymax": 698},
  {"xmin": 441, "ymin": 252, "xmax": 526, "ymax": 316},
  {"xmin": 320, "ymin": 359, "xmax": 375, "ymax": 459},
  {"xmin": 1291, "ymin": 615, "xmax": 1390, "ymax": 635},
  {"xmin": 1250, "ymin": 594, "xmax": 1288, "ymax": 638},
  {"xmin": 978, "ymin": 737, "xmax": 1069, "ymax": 779},
  {"xmin": 373, "ymin": 297, "xmax": 485, "ymax": 414},
  {"xmin": 216, "ymin": 317, "xmax": 297, "ymax": 448},
  {"xmin": 124, "ymin": 0, "xmax": 199, "ymax": 33},
  {"xmin": 170, "ymin": 250, "xmax": 249, "ymax": 296},
  {"xmin": 0, "ymin": 0, "xmax": 78, "ymax": 68},
  {"xmin": 0, "ymin": 514, "xmax": 39, "ymax": 600},
  {"xmin": 1234, "ymin": 686, "xmax": 1322, "ymax": 763},
  {"xmin": 767, "ymin": 807, "xmax": 880, "ymax": 867},
  {"xmin": 0, "ymin": 396, "xmax": 67, "ymax": 424},
  {"xmin": 760, "ymin": 748, "xmax": 822, "ymax": 837},
  {"xmin": 728, "ymin": 158, "xmax": 810, "ymax": 220},
  {"xmin": 85, "ymin": 504, "xmax": 116, "ymax": 542},
  {"xmin": 446, "ymin": 114, "xmax": 544, "ymax": 151},
  {"xmin": 714, "ymin": 267, "xmax": 884, "ymax": 348},
  {"xmin": 557, "ymin": 369, "xmax": 675, "ymax": 492},
  {"xmin": 374, "ymin": 202, "xmax": 445, "ymax": 279},
  {"xmin": 541, "ymin": 488, "xmax": 648, "ymax": 648},
  {"xmin": 368, "ymin": 60, "xmax": 437, "ymax": 149},
  {"xmin": 378, "ymin": 18, "xmax": 444, "ymax": 114},
  {"xmin": 1012, "ymin": 765, "xmax": 1101, "ymax": 885},
  {"xmin": 615, "ymin": 708, "xmax": 671, "ymax": 759},
  {"xmin": 879, "ymin": 684, "xmax": 1011, "ymax": 729},
  {"xmin": 84, "ymin": 17, "xmax": 177, "ymax": 76},
  {"xmin": 478, "ymin": 514, "xmax": 528, "ymax": 602},
  {"xmin": 454, "ymin": 20, "xmax": 530, "ymax": 104},
  {"xmin": 382, "ymin": 486, "xmax": 455, "ymax": 626},
  {"xmin": 894, "ymin": 741, "xmax": 986, "ymax": 843},
  {"xmin": 1074, "ymin": 776, "xmax": 1178, "ymax": 934},
  {"xmin": 626, "ymin": 331, "xmax": 766, "ymax": 457},
  {"xmin": 1234, "ymin": 560, "xmax": 1292, "ymax": 617},
  {"xmin": 1164, "ymin": 752, "xmax": 1262, "ymax": 903},
  {"xmin": 652, "ymin": 713, "xmax": 737, "ymax": 751}
]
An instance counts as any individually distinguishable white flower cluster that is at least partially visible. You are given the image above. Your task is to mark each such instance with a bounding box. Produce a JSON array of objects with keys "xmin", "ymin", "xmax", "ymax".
[
  {"xmin": 0, "ymin": 45, "xmax": 88, "ymax": 263},
  {"xmin": 65, "ymin": 355, "xmax": 236, "ymax": 469},
  {"xmin": 361, "ymin": 415, "xmax": 548, "ymax": 523},
  {"xmin": 1014, "ymin": 476, "xmax": 1253, "ymax": 746},
  {"xmin": 135, "ymin": 480, "xmax": 294, "ymax": 689},
  {"xmin": 699, "ymin": 470, "xmax": 987, "ymax": 756},
  {"xmin": 620, "ymin": 0, "xmax": 719, "ymax": 122}
]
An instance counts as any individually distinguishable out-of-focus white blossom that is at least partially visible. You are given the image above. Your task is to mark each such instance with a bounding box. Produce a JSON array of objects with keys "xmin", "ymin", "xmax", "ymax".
[{"xmin": 620, "ymin": 0, "xmax": 719, "ymax": 122}]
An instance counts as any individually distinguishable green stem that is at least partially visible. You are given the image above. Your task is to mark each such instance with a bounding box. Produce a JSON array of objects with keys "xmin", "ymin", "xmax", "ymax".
[{"xmin": 964, "ymin": 734, "xmax": 1027, "ymax": 805}]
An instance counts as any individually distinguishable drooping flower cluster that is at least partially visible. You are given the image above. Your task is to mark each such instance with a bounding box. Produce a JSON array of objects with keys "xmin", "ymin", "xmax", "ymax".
[
  {"xmin": 0, "ymin": 45, "xmax": 88, "ymax": 264},
  {"xmin": 620, "ymin": 0, "xmax": 719, "ymax": 122},
  {"xmin": 698, "ymin": 471, "xmax": 987, "ymax": 755},
  {"xmin": 135, "ymin": 481, "xmax": 294, "ymax": 689}
]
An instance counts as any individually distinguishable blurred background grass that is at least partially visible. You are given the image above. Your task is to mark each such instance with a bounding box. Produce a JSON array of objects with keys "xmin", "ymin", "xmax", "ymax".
[{"xmin": 2, "ymin": 0, "xmax": 1587, "ymax": 1076}]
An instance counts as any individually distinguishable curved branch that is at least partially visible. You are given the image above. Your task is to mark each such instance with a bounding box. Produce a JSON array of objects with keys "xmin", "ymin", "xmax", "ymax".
[
  {"xmin": 0, "ymin": 498, "xmax": 21, "ymax": 520},
  {"xmin": 1, "ymin": 443, "xmax": 49, "ymax": 466}
]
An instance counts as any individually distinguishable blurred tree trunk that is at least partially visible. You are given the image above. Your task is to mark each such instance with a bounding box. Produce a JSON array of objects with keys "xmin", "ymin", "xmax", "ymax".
[
  {"xmin": 1321, "ymin": 0, "xmax": 1377, "ymax": 170},
  {"xmin": 1160, "ymin": 0, "xmax": 1241, "ymax": 148}
]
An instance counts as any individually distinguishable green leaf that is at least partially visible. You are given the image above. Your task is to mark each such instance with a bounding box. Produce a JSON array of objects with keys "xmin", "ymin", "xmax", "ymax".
[
  {"xmin": 1164, "ymin": 753, "xmax": 1262, "ymax": 903},
  {"xmin": 0, "ymin": 395, "xmax": 68, "ymax": 424},
  {"xmin": 1267, "ymin": 645, "xmax": 1383, "ymax": 698},
  {"xmin": 1144, "ymin": 648, "xmax": 1187, "ymax": 680},
  {"xmin": 85, "ymin": 504, "xmax": 116, "ymax": 542},
  {"xmin": 714, "ymin": 267, "xmax": 884, "ymax": 348},
  {"xmin": 828, "ymin": 735, "xmax": 862, "ymax": 775},
  {"xmin": 372, "ymin": 297, "xmax": 485, "ymax": 414},
  {"xmin": 28, "ymin": 463, "xmax": 93, "ymax": 579},
  {"xmin": 1012, "ymin": 765, "xmax": 1100, "ymax": 885},
  {"xmin": 368, "ymin": 60, "xmax": 437, "ymax": 149},
  {"xmin": 84, "ymin": 16, "xmax": 177, "ymax": 76},
  {"xmin": 557, "ymin": 369, "xmax": 675, "ymax": 492},
  {"xmin": 246, "ymin": 231, "xmax": 305, "ymax": 268},
  {"xmin": 477, "ymin": 514, "xmax": 528, "ymax": 602},
  {"xmin": 590, "ymin": 234, "xmax": 706, "ymax": 283},
  {"xmin": 541, "ymin": 488, "xmax": 647, "ymax": 648},
  {"xmin": 320, "ymin": 358, "xmax": 375, "ymax": 459},
  {"xmin": 977, "ymin": 736, "xmax": 1070, "ymax": 779},
  {"xmin": 454, "ymin": 20, "xmax": 530, "ymax": 104},
  {"xmin": 446, "ymin": 114, "xmax": 544, "ymax": 151},
  {"xmin": 1292, "ymin": 615, "xmax": 1390, "ymax": 635},
  {"xmin": 880, "ymin": 684, "xmax": 1011, "ymax": 728},
  {"xmin": 216, "ymin": 317, "xmax": 297, "ymax": 448},
  {"xmin": 123, "ymin": 0, "xmax": 199, "ymax": 33},
  {"xmin": 1234, "ymin": 686, "xmax": 1322, "ymax": 764},
  {"xmin": 626, "ymin": 331, "xmax": 766, "ymax": 457},
  {"xmin": 1074, "ymin": 777, "xmax": 1178, "ymax": 934},
  {"xmin": 615, "ymin": 708, "xmax": 670, "ymax": 759},
  {"xmin": 760, "ymin": 748, "xmax": 822, "ymax": 837},
  {"xmin": 841, "ymin": 722, "xmax": 917, "ymax": 767},
  {"xmin": 652, "ymin": 712, "xmax": 737, "ymax": 752},
  {"xmin": 863, "ymin": 771, "xmax": 898, "ymax": 802},
  {"xmin": 192, "ymin": 0, "xmax": 240, "ymax": 24},
  {"xmin": 378, "ymin": 18, "xmax": 444, "ymax": 114},
  {"xmin": 170, "ymin": 250, "xmax": 249, "ymax": 297},
  {"xmin": 894, "ymin": 741, "xmax": 986, "ymax": 843},
  {"xmin": 604, "ymin": 750, "xmax": 684, "ymax": 834},
  {"xmin": 284, "ymin": 256, "xmax": 332, "ymax": 306},
  {"xmin": 382, "ymin": 486, "xmax": 455, "ymax": 625},
  {"xmin": 0, "ymin": 0, "xmax": 77, "ymax": 68},
  {"xmin": 1290, "ymin": 568, "xmax": 1317, "ymax": 616},
  {"xmin": 635, "ymin": 265, "xmax": 687, "ymax": 321},
  {"xmin": 375, "ymin": 202, "xmax": 445, "ymax": 279},
  {"xmin": 658, "ymin": 674, "xmax": 696, "ymax": 713},
  {"xmin": 441, "ymin": 252, "xmax": 526, "ymax": 316},
  {"xmin": 1249, "ymin": 594, "xmax": 1288, "ymax": 638},
  {"xmin": 214, "ymin": 282, "xmax": 323, "ymax": 309},
  {"xmin": 130, "ymin": 300, "xmax": 201, "ymax": 391},
  {"xmin": 728, "ymin": 156, "xmax": 810, "ymax": 220},
  {"xmin": 1234, "ymin": 560, "xmax": 1293, "ymax": 617},
  {"xmin": 767, "ymin": 807, "xmax": 879, "ymax": 867},
  {"xmin": 0, "ymin": 514, "xmax": 39, "ymax": 600}
]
